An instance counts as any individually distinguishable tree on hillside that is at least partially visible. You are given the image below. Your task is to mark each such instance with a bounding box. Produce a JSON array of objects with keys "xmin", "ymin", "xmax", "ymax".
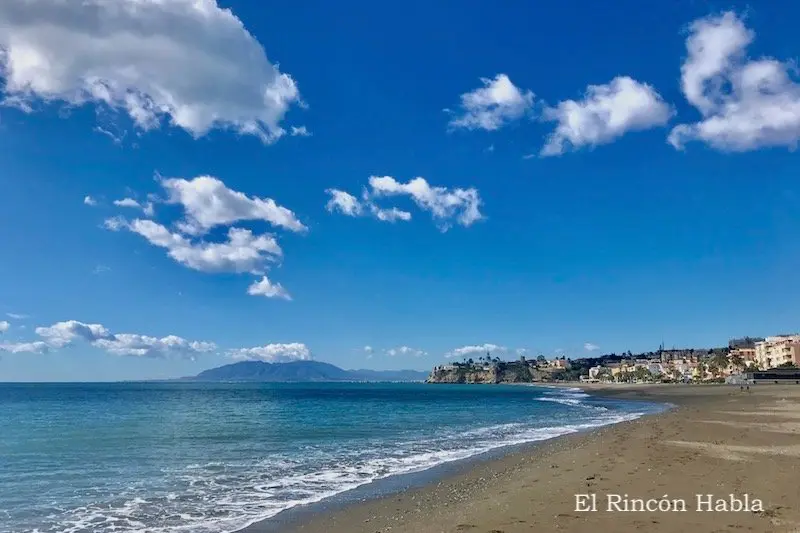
[
  {"xmin": 711, "ymin": 352, "xmax": 729, "ymax": 370},
  {"xmin": 695, "ymin": 362, "xmax": 707, "ymax": 381},
  {"xmin": 633, "ymin": 367, "xmax": 653, "ymax": 382},
  {"xmin": 729, "ymin": 352, "xmax": 745, "ymax": 373}
]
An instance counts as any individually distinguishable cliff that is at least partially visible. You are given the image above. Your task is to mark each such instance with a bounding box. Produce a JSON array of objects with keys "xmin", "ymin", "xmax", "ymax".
[{"xmin": 426, "ymin": 361, "xmax": 556, "ymax": 384}]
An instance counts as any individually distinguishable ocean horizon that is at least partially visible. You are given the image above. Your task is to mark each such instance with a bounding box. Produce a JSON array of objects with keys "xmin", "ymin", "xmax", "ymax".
[{"xmin": 0, "ymin": 382, "xmax": 665, "ymax": 533}]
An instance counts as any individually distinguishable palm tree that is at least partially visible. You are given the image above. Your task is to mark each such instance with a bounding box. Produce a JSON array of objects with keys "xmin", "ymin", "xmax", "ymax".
[
  {"xmin": 695, "ymin": 362, "xmax": 707, "ymax": 382},
  {"xmin": 729, "ymin": 353, "xmax": 744, "ymax": 373},
  {"xmin": 712, "ymin": 352, "xmax": 729, "ymax": 371}
]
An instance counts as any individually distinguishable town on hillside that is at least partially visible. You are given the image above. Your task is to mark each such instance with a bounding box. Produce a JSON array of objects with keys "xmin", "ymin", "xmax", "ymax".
[{"xmin": 427, "ymin": 334, "xmax": 800, "ymax": 384}]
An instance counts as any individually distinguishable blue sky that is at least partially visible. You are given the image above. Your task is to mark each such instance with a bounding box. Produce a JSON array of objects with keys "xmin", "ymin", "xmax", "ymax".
[{"xmin": 2, "ymin": 0, "xmax": 800, "ymax": 381}]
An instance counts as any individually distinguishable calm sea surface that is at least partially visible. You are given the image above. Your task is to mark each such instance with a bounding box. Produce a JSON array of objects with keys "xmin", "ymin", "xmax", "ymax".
[{"xmin": 0, "ymin": 382, "xmax": 664, "ymax": 533}]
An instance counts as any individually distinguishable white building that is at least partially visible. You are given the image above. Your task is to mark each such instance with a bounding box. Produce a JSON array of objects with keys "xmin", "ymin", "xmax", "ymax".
[{"xmin": 755, "ymin": 335, "xmax": 800, "ymax": 369}]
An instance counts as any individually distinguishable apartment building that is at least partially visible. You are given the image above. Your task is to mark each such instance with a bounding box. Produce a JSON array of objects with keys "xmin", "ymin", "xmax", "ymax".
[{"xmin": 754, "ymin": 335, "xmax": 800, "ymax": 369}]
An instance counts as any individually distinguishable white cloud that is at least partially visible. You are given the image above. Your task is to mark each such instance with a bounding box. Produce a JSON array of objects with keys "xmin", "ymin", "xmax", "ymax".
[
  {"xmin": 161, "ymin": 176, "xmax": 306, "ymax": 235},
  {"xmin": 94, "ymin": 125, "xmax": 124, "ymax": 144},
  {"xmin": 28, "ymin": 319, "xmax": 215, "ymax": 358},
  {"xmin": 103, "ymin": 216, "xmax": 127, "ymax": 231},
  {"xmin": 122, "ymin": 219, "xmax": 282, "ymax": 275},
  {"xmin": 368, "ymin": 203, "xmax": 412, "ymax": 223},
  {"xmin": 368, "ymin": 176, "xmax": 483, "ymax": 229},
  {"xmin": 247, "ymin": 276, "xmax": 291, "ymax": 300},
  {"xmin": 448, "ymin": 74, "xmax": 534, "ymax": 131},
  {"xmin": 0, "ymin": 320, "xmax": 9, "ymax": 333},
  {"xmin": 445, "ymin": 343, "xmax": 506, "ymax": 359},
  {"xmin": 325, "ymin": 189, "xmax": 363, "ymax": 217},
  {"xmin": 0, "ymin": 341, "xmax": 49, "ymax": 354},
  {"xmin": 114, "ymin": 198, "xmax": 140, "ymax": 209},
  {"xmin": 83, "ymin": 195, "xmax": 97, "ymax": 206},
  {"xmin": 541, "ymin": 76, "xmax": 673, "ymax": 156},
  {"xmin": 584, "ymin": 342, "xmax": 600, "ymax": 352},
  {"xmin": 35, "ymin": 320, "xmax": 114, "ymax": 348},
  {"xmin": 6, "ymin": 313, "xmax": 28, "ymax": 320},
  {"xmin": 113, "ymin": 198, "xmax": 154, "ymax": 216},
  {"xmin": 93, "ymin": 264, "xmax": 111, "ymax": 275},
  {"xmin": 93, "ymin": 334, "xmax": 215, "ymax": 358},
  {"xmin": 0, "ymin": 0, "xmax": 302, "ymax": 143},
  {"xmin": 228, "ymin": 342, "xmax": 311, "ymax": 363},
  {"xmin": 325, "ymin": 177, "xmax": 481, "ymax": 230},
  {"xmin": 385, "ymin": 346, "xmax": 426, "ymax": 357},
  {"xmin": 669, "ymin": 12, "xmax": 800, "ymax": 151},
  {"xmin": 104, "ymin": 176, "xmax": 300, "ymax": 300},
  {"xmin": 363, "ymin": 345, "xmax": 374, "ymax": 354},
  {"xmin": 290, "ymin": 125, "xmax": 311, "ymax": 137}
]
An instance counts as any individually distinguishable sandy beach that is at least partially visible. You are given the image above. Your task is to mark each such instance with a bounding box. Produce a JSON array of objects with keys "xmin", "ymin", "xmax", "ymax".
[{"xmin": 272, "ymin": 384, "xmax": 800, "ymax": 533}]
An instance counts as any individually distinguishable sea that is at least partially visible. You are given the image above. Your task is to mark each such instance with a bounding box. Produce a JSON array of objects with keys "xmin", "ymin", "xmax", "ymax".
[{"xmin": 0, "ymin": 382, "xmax": 666, "ymax": 533}]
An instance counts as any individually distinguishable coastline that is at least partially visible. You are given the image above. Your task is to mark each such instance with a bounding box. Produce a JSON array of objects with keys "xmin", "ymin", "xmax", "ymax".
[{"xmin": 251, "ymin": 384, "xmax": 800, "ymax": 533}]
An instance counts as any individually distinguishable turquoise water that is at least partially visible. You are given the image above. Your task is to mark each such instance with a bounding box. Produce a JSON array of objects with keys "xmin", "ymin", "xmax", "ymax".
[{"xmin": 0, "ymin": 382, "xmax": 664, "ymax": 533}]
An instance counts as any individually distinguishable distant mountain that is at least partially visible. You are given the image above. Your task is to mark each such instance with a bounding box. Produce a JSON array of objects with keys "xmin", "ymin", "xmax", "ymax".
[{"xmin": 189, "ymin": 360, "xmax": 428, "ymax": 382}]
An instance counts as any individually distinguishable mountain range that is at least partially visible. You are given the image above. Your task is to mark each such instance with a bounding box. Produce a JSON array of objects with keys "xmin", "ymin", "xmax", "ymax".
[{"xmin": 187, "ymin": 360, "xmax": 429, "ymax": 382}]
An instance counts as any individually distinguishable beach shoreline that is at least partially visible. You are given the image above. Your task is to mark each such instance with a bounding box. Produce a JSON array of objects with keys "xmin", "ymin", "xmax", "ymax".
[
  {"xmin": 251, "ymin": 383, "xmax": 800, "ymax": 533},
  {"xmin": 241, "ymin": 384, "xmax": 666, "ymax": 533}
]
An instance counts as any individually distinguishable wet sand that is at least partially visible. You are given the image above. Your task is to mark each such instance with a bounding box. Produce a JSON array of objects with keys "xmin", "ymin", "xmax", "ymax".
[{"xmin": 271, "ymin": 384, "xmax": 800, "ymax": 533}]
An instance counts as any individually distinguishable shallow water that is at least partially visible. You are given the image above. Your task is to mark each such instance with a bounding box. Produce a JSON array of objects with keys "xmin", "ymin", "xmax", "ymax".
[{"xmin": 0, "ymin": 382, "xmax": 664, "ymax": 533}]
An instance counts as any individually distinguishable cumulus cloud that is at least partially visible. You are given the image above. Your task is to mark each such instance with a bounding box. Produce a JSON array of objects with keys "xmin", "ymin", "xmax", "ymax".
[
  {"xmin": 247, "ymin": 276, "xmax": 291, "ymax": 300},
  {"xmin": 368, "ymin": 203, "xmax": 412, "ymax": 223},
  {"xmin": 0, "ymin": 341, "xmax": 49, "ymax": 354},
  {"xmin": 385, "ymin": 346, "xmax": 427, "ymax": 357},
  {"xmin": 35, "ymin": 320, "xmax": 114, "ymax": 348},
  {"xmin": 325, "ymin": 189, "xmax": 363, "ymax": 217},
  {"xmin": 584, "ymin": 342, "xmax": 600, "ymax": 352},
  {"xmin": 448, "ymin": 74, "xmax": 534, "ymax": 131},
  {"xmin": 228, "ymin": 342, "xmax": 311, "ymax": 362},
  {"xmin": 445, "ymin": 343, "xmax": 507, "ymax": 359},
  {"xmin": 104, "ymin": 175, "xmax": 301, "ymax": 299},
  {"xmin": 0, "ymin": 320, "xmax": 9, "ymax": 333},
  {"xmin": 162, "ymin": 176, "xmax": 306, "ymax": 235},
  {"xmin": 122, "ymin": 219, "xmax": 282, "ymax": 275},
  {"xmin": 114, "ymin": 198, "xmax": 154, "ymax": 217},
  {"xmin": 369, "ymin": 176, "xmax": 483, "ymax": 229},
  {"xmin": 668, "ymin": 12, "xmax": 800, "ymax": 151},
  {"xmin": 93, "ymin": 334, "xmax": 215, "ymax": 358},
  {"xmin": 28, "ymin": 319, "xmax": 215, "ymax": 358},
  {"xmin": 326, "ymin": 176, "xmax": 483, "ymax": 230},
  {"xmin": 541, "ymin": 76, "xmax": 673, "ymax": 156},
  {"xmin": 83, "ymin": 195, "xmax": 97, "ymax": 206},
  {"xmin": 0, "ymin": 0, "xmax": 302, "ymax": 143},
  {"xmin": 363, "ymin": 345, "xmax": 374, "ymax": 354}
]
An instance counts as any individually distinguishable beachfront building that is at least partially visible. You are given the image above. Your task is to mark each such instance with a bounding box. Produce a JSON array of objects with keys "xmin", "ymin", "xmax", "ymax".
[
  {"xmin": 672, "ymin": 359, "xmax": 697, "ymax": 380},
  {"xmin": 754, "ymin": 335, "xmax": 800, "ymax": 369},
  {"xmin": 729, "ymin": 347, "xmax": 756, "ymax": 366}
]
